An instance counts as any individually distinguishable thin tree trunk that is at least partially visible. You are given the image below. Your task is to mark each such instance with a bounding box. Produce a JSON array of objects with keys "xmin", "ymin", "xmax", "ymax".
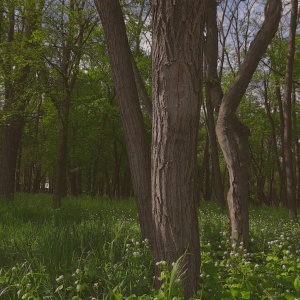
[
  {"xmin": 275, "ymin": 85, "xmax": 288, "ymax": 205},
  {"xmin": 283, "ymin": 0, "xmax": 298, "ymax": 220},
  {"xmin": 205, "ymin": 95, "xmax": 225, "ymax": 206},
  {"xmin": 131, "ymin": 54, "xmax": 152, "ymax": 119},
  {"xmin": 0, "ymin": 117, "xmax": 24, "ymax": 202},
  {"xmin": 53, "ymin": 101, "xmax": 70, "ymax": 207},
  {"xmin": 95, "ymin": 0, "xmax": 153, "ymax": 241},
  {"xmin": 293, "ymin": 89, "xmax": 300, "ymax": 206},
  {"xmin": 199, "ymin": 134, "xmax": 210, "ymax": 201},
  {"xmin": 263, "ymin": 80, "xmax": 286, "ymax": 204},
  {"xmin": 204, "ymin": 0, "xmax": 226, "ymax": 208}
]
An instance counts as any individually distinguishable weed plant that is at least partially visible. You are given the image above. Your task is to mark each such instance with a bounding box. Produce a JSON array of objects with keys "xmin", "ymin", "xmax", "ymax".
[{"xmin": 0, "ymin": 194, "xmax": 300, "ymax": 299}]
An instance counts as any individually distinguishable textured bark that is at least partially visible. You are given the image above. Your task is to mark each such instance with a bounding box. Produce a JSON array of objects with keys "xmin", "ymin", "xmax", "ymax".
[
  {"xmin": 95, "ymin": 0, "xmax": 153, "ymax": 242},
  {"xmin": 283, "ymin": 0, "xmax": 298, "ymax": 220},
  {"xmin": 152, "ymin": 1, "xmax": 208, "ymax": 297},
  {"xmin": 216, "ymin": 0, "xmax": 282, "ymax": 249}
]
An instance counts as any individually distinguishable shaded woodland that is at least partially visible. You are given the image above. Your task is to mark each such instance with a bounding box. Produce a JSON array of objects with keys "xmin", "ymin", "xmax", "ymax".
[{"xmin": 0, "ymin": 0, "xmax": 300, "ymax": 297}]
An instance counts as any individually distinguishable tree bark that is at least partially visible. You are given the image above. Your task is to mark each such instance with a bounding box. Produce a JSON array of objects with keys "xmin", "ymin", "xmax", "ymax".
[
  {"xmin": 95, "ymin": 0, "xmax": 153, "ymax": 242},
  {"xmin": 283, "ymin": 0, "xmax": 298, "ymax": 220},
  {"xmin": 152, "ymin": 1, "xmax": 208, "ymax": 297},
  {"xmin": 216, "ymin": 0, "xmax": 282, "ymax": 250}
]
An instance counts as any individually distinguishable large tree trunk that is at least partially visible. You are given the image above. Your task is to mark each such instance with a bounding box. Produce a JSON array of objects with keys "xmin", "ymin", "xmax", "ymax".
[
  {"xmin": 95, "ymin": 0, "xmax": 153, "ymax": 242},
  {"xmin": 216, "ymin": 0, "xmax": 282, "ymax": 249},
  {"xmin": 151, "ymin": 1, "xmax": 207, "ymax": 297},
  {"xmin": 283, "ymin": 0, "xmax": 298, "ymax": 220}
]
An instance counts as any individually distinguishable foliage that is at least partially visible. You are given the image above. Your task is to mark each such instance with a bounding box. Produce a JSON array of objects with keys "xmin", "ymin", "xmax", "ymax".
[{"xmin": 0, "ymin": 196, "xmax": 300, "ymax": 299}]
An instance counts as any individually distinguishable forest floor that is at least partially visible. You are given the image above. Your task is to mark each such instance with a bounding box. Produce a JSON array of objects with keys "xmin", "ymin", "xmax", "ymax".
[{"xmin": 0, "ymin": 194, "xmax": 300, "ymax": 299}]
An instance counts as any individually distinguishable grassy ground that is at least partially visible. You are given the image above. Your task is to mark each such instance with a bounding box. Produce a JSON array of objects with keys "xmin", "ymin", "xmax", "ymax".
[{"xmin": 0, "ymin": 194, "xmax": 300, "ymax": 299}]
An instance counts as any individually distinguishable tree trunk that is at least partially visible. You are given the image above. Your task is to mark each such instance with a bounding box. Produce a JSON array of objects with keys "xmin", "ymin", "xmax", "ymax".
[
  {"xmin": 293, "ymin": 89, "xmax": 300, "ymax": 206},
  {"xmin": 283, "ymin": 0, "xmax": 298, "ymax": 220},
  {"xmin": 217, "ymin": 116, "xmax": 251, "ymax": 248},
  {"xmin": 0, "ymin": 117, "xmax": 24, "ymax": 202},
  {"xmin": 263, "ymin": 80, "xmax": 286, "ymax": 203},
  {"xmin": 53, "ymin": 100, "xmax": 70, "ymax": 207},
  {"xmin": 152, "ymin": 1, "xmax": 208, "ymax": 297},
  {"xmin": 204, "ymin": 0, "xmax": 226, "ymax": 208},
  {"xmin": 95, "ymin": 0, "xmax": 153, "ymax": 242},
  {"xmin": 275, "ymin": 85, "xmax": 288, "ymax": 205},
  {"xmin": 199, "ymin": 135, "xmax": 210, "ymax": 201},
  {"xmin": 216, "ymin": 0, "xmax": 282, "ymax": 249}
]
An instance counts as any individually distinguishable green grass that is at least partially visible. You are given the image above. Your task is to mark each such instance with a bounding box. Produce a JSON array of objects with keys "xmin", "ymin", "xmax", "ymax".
[{"xmin": 0, "ymin": 194, "xmax": 300, "ymax": 299}]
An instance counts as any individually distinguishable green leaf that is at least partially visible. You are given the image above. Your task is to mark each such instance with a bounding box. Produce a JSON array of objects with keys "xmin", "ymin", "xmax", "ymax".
[
  {"xmin": 230, "ymin": 289, "xmax": 239, "ymax": 297},
  {"xmin": 241, "ymin": 291, "xmax": 251, "ymax": 299},
  {"xmin": 266, "ymin": 255, "xmax": 279, "ymax": 262},
  {"xmin": 294, "ymin": 277, "xmax": 300, "ymax": 291},
  {"xmin": 284, "ymin": 294, "xmax": 296, "ymax": 300}
]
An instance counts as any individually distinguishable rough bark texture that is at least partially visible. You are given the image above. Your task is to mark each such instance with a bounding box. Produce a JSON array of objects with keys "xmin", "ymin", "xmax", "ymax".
[
  {"xmin": 152, "ymin": 1, "xmax": 208, "ymax": 297},
  {"xmin": 95, "ymin": 0, "xmax": 153, "ymax": 242},
  {"xmin": 283, "ymin": 0, "xmax": 298, "ymax": 220},
  {"xmin": 216, "ymin": 0, "xmax": 282, "ymax": 249}
]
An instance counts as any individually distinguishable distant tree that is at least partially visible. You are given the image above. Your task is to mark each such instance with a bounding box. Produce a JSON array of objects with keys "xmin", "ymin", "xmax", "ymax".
[
  {"xmin": 42, "ymin": 0, "xmax": 97, "ymax": 207},
  {"xmin": 282, "ymin": 0, "xmax": 298, "ymax": 219},
  {"xmin": 0, "ymin": 0, "xmax": 45, "ymax": 202}
]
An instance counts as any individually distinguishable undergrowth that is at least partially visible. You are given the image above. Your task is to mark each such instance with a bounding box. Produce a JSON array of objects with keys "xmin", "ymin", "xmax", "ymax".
[{"xmin": 0, "ymin": 194, "xmax": 300, "ymax": 299}]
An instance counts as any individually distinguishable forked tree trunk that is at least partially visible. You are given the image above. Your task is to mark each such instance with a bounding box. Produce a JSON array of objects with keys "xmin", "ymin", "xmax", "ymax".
[
  {"xmin": 152, "ymin": 1, "xmax": 208, "ymax": 297},
  {"xmin": 216, "ymin": 0, "xmax": 282, "ymax": 249},
  {"xmin": 95, "ymin": 0, "xmax": 153, "ymax": 242}
]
